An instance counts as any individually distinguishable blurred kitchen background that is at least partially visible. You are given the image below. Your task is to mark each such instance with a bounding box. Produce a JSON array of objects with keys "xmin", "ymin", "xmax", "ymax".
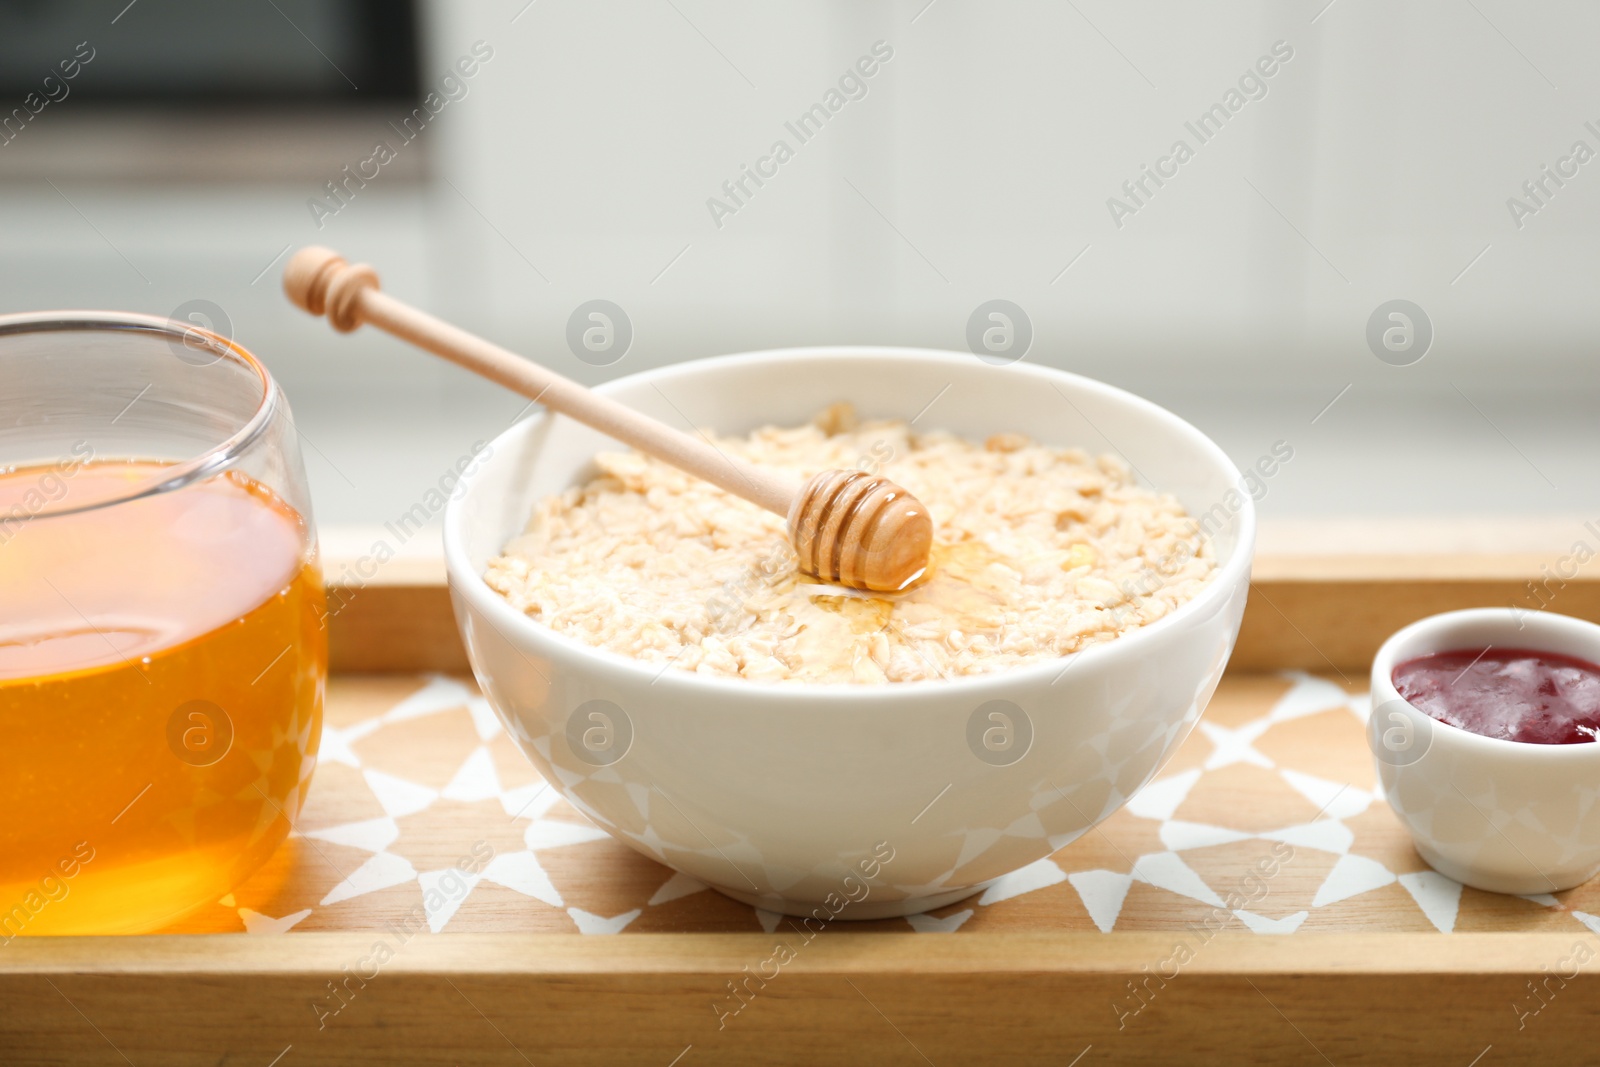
[{"xmin": 3, "ymin": 0, "xmax": 1597, "ymax": 557}]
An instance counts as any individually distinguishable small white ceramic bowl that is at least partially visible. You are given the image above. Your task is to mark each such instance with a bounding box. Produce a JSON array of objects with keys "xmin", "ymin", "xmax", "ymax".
[
  {"xmin": 1370, "ymin": 608, "xmax": 1600, "ymax": 894},
  {"xmin": 445, "ymin": 347, "xmax": 1253, "ymax": 917}
]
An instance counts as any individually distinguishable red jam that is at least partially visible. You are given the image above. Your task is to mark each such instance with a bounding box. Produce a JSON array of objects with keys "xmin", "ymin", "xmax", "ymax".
[{"xmin": 1392, "ymin": 647, "xmax": 1600, "ymax": 744}]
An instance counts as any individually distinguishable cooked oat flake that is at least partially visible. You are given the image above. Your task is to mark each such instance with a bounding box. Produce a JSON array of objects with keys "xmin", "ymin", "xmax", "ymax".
[{"xmin": 485, "ymin": 407, "xmax": 1216, "ymax": 685}]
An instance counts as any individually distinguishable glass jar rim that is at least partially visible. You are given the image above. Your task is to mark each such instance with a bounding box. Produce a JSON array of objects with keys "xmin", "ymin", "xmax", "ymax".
[{"xmin": 0, "ymin": 309, "xmax": 279, "ymax": 519}]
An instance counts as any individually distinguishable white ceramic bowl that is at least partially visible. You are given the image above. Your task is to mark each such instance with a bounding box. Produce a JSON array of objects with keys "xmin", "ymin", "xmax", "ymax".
[
  {"xmin": 1370, "ymin": 608, "xmax": 1600, "ymax": 895},
  {"xmin": 444, "ymin": 347, "xmax": 1254, "ymax": 918}
]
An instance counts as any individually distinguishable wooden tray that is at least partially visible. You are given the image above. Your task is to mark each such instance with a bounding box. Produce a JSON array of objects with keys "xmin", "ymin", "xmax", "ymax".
[{"xmin": 5, "ymin": 556, "xmax": 1600, "ymax": 1065}]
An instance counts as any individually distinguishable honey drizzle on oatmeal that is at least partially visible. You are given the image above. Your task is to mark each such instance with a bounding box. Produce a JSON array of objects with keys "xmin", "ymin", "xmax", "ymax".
[{"xmin": 807, "ymin": 539, "xmax": 1012, "ymax": 638}]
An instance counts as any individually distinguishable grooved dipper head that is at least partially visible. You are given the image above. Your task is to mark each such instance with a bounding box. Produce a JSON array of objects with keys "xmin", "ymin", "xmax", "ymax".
[{"xmin": 788, "ymin": 469, "xmax": 934, "ymax": 592}]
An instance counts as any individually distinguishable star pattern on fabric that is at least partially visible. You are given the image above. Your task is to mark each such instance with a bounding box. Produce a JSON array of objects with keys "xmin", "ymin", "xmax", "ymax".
[{"xmin": 168, "ymin": 671, "xmax": 1600, "ymax": 939}]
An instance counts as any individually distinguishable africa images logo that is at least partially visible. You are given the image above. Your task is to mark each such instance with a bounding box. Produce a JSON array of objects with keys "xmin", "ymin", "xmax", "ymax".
[
  {"xmin": 705, "ymin": 41, "xmax": 895, "ymax": 229},
  {"xmin": 1105, "ymin": 40, "xmax": 1294, "ymax": 229}
]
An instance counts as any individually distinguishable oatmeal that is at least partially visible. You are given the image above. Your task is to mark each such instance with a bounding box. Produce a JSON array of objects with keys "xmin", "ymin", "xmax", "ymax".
[{"xmin": 484, "ymin": 405, "xmax": 1216, "ymax": 684}]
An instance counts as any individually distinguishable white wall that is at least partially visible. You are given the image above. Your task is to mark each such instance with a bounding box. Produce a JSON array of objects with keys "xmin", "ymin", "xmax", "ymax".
[{"xmin": 3, "ymin": 0, "xmax": 1596, "ymax": 533}]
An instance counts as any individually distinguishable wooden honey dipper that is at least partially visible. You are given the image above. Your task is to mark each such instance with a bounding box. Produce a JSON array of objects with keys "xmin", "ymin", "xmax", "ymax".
[{"xmin": 283, "ymin": 246, "xmax": 933, "ymax": 592}]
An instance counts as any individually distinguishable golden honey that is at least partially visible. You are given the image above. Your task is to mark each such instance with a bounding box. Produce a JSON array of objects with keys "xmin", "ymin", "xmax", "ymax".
[{"xmin": 0, "ymin": 462, "xmax": 324, "ymax": 935}]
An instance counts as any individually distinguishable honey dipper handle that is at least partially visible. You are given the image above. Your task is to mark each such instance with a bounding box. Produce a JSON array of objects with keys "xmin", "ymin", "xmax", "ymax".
[{"xmin": 283, "ymin": 246, "xmax": 797, "ymax": 517}]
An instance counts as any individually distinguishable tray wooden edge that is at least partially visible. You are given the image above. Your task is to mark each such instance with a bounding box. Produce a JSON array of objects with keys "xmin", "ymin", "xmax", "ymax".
[
  {"xmin": 4, "ymin": 930, "xmax": 1594, "ymax": 977},
  {"xmin": 325, "ymin": 553, "xmax": 1600, "ymax": 675},
  {"xmin": 8, "ymin": 933, "xmax": 1594, "ymax": 1065}
]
